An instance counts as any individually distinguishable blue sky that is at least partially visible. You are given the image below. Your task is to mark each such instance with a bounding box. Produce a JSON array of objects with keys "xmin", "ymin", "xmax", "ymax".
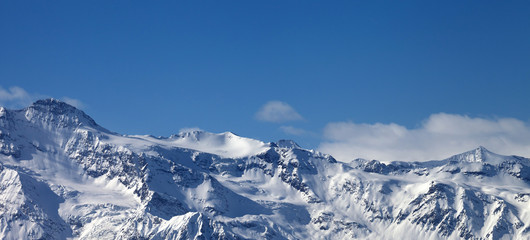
[{"xmin": 1, "ymin": 1, "xmax": 530, "ymax": 161}]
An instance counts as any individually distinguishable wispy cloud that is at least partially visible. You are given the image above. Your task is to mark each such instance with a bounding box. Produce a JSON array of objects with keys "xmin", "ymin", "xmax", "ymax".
[
  {"xmin": 61, "ymin": 97, "xmax": 85, "ymax": 109},
  {"xmin": 255, "ymin": 101, "xmax": 303, "ymax": 123},
  {"xmin": 0, "ymin": 86, "xmax": 85, "ymax": 110},
  {"xmin": 0, "ymin": 86, "xmax": 33, "ymax": 108},
  {"xmin": 280, "ymin": 125, "xmax": 309, "ymax": 136},
  {"xmin": 319, "ymin": 113, "xmax": 530, "ymax": 162}
]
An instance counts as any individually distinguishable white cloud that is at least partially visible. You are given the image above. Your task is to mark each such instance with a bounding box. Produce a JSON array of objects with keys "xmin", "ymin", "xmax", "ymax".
[
  {"xmin": 0, "ymin": 86, "xmax": 84, "ymax": 110},
  {"xmin": 255, "ymin": 101, "xmax": 303, "ymax": 123},
  {"xmin": 61, "ymin": 97, "xmax": 85, "ymax": 109},
  {"xmin": 280, "ymin": 125, "xmax": 309, "ymax": 136},
  {"xmin": 0, "ymin": 86, "xmax": 33, "ymax": 107},
  {"xmin": 319, "ymin": 113, "xmax": 530, "ymax": 162}
]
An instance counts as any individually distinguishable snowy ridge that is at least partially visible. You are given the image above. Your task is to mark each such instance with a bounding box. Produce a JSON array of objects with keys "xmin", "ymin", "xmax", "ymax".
[{"xmin": 0, "ymin": 99, "xmax": 529, "ymax": 239}]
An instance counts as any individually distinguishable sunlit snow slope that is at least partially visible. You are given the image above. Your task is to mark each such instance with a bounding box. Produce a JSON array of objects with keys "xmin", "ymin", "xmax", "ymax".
[{"xmin": 0, "ymin": 99, "xmax": 529, "ymax": 239}]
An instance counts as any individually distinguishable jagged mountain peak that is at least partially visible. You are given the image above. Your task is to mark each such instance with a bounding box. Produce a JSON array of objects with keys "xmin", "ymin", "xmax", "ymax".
[
  {"xmin": 22, "ymin": 98, "xmax": 102, "ymax": 131},
  {"xmin": 28, "ymin": 98, "xmax": 84, "ymax": 118},
  {"xmin": 31, "ymin": 98, "xmax": 73, "ymax": 108},
  {"xmin": 276, "ymin": 139, "xmax": 301, "ymax": 149},
  {"xmin": 28, "ymin": 98, "xmax": 80, "ymax": 116}
]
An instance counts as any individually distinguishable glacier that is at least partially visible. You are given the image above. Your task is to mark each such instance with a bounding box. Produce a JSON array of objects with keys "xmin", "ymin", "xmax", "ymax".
[{"xmin": 0, "ymin": 99, "xmax": 529, "ymax": 239}]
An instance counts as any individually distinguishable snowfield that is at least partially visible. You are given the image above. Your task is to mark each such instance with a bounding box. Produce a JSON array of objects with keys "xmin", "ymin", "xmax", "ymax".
[{"xmin": 0, "ymin": 99, "xmax": 529, "ymax": 239}]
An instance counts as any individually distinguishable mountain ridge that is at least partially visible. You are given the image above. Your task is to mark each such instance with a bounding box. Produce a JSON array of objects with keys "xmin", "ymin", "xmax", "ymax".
[{"xmin": 0, "ymin": 99, "xmax": 529, "ymax": 239}]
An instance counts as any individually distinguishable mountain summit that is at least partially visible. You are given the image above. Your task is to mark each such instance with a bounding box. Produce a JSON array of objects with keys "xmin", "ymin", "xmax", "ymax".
[
  {"xmin": 0, "ymin": 99, "xmax": 529, "ymax": 239},
  {"xmin": 26, "ymin": 98, "xmax": 101, "ymax": 129},
  {"xmin": 448, "ymin": 146, "xmax": 492, "ymax": 163}
]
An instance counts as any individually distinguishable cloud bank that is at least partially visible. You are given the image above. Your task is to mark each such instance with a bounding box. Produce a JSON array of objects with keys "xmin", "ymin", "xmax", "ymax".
[
  {"xmin": 319, "ymin": 113, "xmax": 530, "ymax": 162},
  {"xmin": 255, "ymin": 101, "xmax": 303, "ymax": 123}
]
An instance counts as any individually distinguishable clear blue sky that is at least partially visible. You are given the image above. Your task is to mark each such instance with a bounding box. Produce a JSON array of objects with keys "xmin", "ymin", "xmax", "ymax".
[{"xmin": 1, "ymin": 1, "xmax": 529, "ymax": 151}]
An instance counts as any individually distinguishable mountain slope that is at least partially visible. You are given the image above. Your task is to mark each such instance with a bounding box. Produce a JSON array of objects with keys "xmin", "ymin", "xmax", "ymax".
[{"xmin": 0, "ymin": 99, "xmax": 529, "ymax": 239}]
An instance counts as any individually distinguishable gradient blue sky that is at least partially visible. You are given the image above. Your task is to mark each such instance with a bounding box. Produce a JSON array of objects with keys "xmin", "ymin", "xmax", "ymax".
[{"xmin": 1, "ymin": 1, "xmax": 529, "ymax": 160}]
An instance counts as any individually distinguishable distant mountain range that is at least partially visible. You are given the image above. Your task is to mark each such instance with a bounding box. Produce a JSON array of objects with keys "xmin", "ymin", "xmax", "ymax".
[{"xmin": 0, "ymin": 99, "xmax": 529, "ymax": 239}]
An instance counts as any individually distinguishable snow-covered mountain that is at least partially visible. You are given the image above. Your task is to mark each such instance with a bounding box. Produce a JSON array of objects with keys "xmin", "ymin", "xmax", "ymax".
[{"xmin": 0, "ymin": 99, "xmax": 529, "ymax": 239}]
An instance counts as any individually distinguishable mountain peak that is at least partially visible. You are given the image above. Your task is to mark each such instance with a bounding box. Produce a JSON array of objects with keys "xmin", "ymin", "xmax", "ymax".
[
  {"xmin": 475, "ymin": 145, "xmax": 490, "ymax": 157},
  {"xmin": 31, "ymin": 98, "xmax": 75, "ymax": 109},
  {"xmin": 468, "ymin": 146, "xmax": 491, "ymax": 162},
  {"xmin": 445, "ymin": 146, "xmax": 505, "ymax": 164},
  {"xmin": 449, "ymin": 147, "xmax": 486, "ymax": 163},
  {"xmin": 28, "ymin": 98, "xmax": 83, "ymax": 117},
  {"xmin": 173, "ymin": 129, "xmax": 206, "ymax": 139},
  {"xmin": 25, "ymin": 98, "xmax": 101, "ymax": 130},
  {"xmin": 276, "ymin": 139, "xmax": 301, "ymax": 149},
  {"xmin": 476, "ymin": 145, "xmax": 489, "ymax": 152}
]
